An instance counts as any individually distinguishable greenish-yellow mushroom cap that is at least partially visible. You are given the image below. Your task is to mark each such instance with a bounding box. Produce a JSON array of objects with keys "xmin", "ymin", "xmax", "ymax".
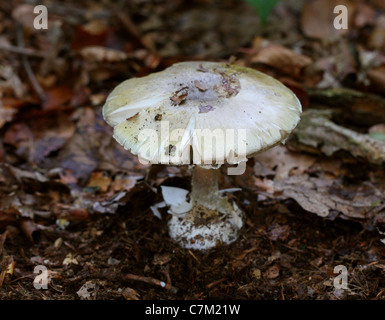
[{"xmin": 103, "ymin": 61, "xmax": 302, "ymax": 166}]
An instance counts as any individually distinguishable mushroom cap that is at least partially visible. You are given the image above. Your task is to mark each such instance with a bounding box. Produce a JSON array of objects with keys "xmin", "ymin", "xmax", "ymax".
[{"xmin": 103, "ymin": 61, "xmax": 301, "ymax": 166}]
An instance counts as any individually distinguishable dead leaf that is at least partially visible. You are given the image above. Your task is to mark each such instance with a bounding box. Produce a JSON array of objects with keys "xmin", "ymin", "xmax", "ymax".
[
  {"xmin": 274, "ymin": 174, "xmax": 385, "ymax": 222},
  {"xmin": 251, "ymin": 268, "xmax": 262, "ymax": 280},
  {"xmin": 194, "ymin": 80, "xmax": 207, "ymax": 91},
  {"xmin": 310, "ymin": 257, "xmax": 323, "ymax": 268},
  {"xmin": 0, "ymin": 65, "xmax": 26, "ymax": 98},
  {"xmin": 53, "ymin": 204, "xmax": 90, "ymax": 222},
  {"xmin": 19, "ymin": 219, "xmax": 40, "ymax": 243},
  {"xmin": 251, "ymin": 42, "xmax": 312, "ymax": 79},
  {"xmin": 267, "ymin": 224, "xmax": 290, "ymax": 241},
  {"xmin": 301, "ymin": 0, "xmax": 355, "ymax": 40},
  {"xmin": 170, "ymin": 87, "xmax": 188, "ymax": 105},
  {"xmin": 92, "ymin": 191, "xmax": 128, "ymax": 214},
  {"xmin": 198, "ymin": 105, "xmax": 214, "ymax": 113},
  {"xmin": 369, "ymin": 123, "xmax": 385, "ymax": 135},
  {"xmin": 153, "ymin": 253, "xmax": 171, "ymax": 266},
  {"xmin": 71, "ymin": 23, "xmax": 120, "ymax": 50},
  {"xmin": 265, "ymin": 264, "xmax": 280, "ymax": 279},
  {"xmin": 42, "ymin": 86, "xmax": 73, "ymax": 110},
  {"xmin": 109, "ymin": 174, "xmax": 136, "ymax": 193},
  {"xmin": 0, "ymin": 103, "xmax": 17, "ymax": 129},
  {"xmin": 79, "ymin": 46, "xmax": 128, "ymax": 62},
  {"xmin": 122, "ymin": 287, "xmax": 140, "ymax": 300},
  {"xmin": 77, "ymin": 281, "xmax": 97, "ymax": 300},
  {"xmin": 87, "ymin": 171, "xmax": 112, "ymax": 193},
  {"xmin": 368, "ymin": 66, "xmax": 385, "ymax": 93},
  {"xmin": 63, "ymin": 253, "xmax": 79, "ymax": 266},
  {"xmin": 12, "ymin": 4, "xmax": 36, "ymax": 32},
  {"xmin": 0, "ymin": 256, "xmax": 15, "ymax": 287},
  {"xmin": 254, "ymin": 145, "xmax": 316, "ymax": 181},
  {"xmin": 82, "ymin": 19, "xmax": 109, "ymax": 35},
  {"xmin": 288, "ymin": 109, "xmax": 385, "ymax": 164}
]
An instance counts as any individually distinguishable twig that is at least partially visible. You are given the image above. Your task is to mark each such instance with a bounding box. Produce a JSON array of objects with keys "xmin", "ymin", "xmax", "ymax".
[
  {"xmin": 236, "ymin": 247, "xmax": 258, "ymax": 260},
  {"xmin": 373, "ymin": 288, "xmax": 385, "ymax": 300},
  {"xmin": 282, "ymin": 244, "xmax": 306, "ymax": 253},
  {"xmin": 123, "ymin": 273, "xmax": 179, "ymax": 294},
  {"xmin": 206, "ymin": 278, "xmax": 226, "ymax": 289},
  {"xmin": 16, "ymin": 25, "xmax": 46, "ymax": 102},
  {"xmin": 281, "ymin": 285, "xmax": 285, "ymax": 300},
  {"xmin": 161, "ymin": 265, "xmax": 172, "ymax": 288},
  {"xmin": 188, "ymin": 250, "xmax": 200, "ymax": 264},
  {"xmin": 0, "ymin": 44, "xmax": 48, "ymax": 58}
]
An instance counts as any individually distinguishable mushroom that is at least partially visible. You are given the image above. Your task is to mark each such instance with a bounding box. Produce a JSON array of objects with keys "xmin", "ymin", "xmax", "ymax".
[{"xmin": 103, "ymin": 61, "xmax": 301, "ymax": 250}]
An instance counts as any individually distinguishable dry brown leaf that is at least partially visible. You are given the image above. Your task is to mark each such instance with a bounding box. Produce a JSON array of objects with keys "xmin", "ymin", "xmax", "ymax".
[
  {"xmin": 369, "ymin": 123, "xmax": 385, "ymax": 134},
  {"xmin": 153, "ymin": 253, "xmax": 171, "ymax": 266},
  {"xmin": 170, "ymin": 87, "xmax": 189, "ymax": 105},
  {"xmin": 251, "ymin": 43, "xmax": 312, "ymax": 79},
  {"xmin": 12, "ymin": 4, "xmax": 36, "ymax": 31},
  {"xmin": 198, "ymin": 105, "xmax": 214, "ymax": 113},
  {"xmin": 265, "ymin": 264, "xmax": 280, "ymax": 279},
  {"xmin": 0, "ymin": 104, "xmax": 17, "ymax": 129},
  {"xmin": 251, "ymin": 268, "xmax": 262, "ymax": 280},
  {"xmin": 82, "ymin": 20, "xmax": 109, "ymax": 35},
  {"xmin": 0, "ymin": 66, "xmax": 26, "ymax": 98},
  {"xmin": 87, "ymin": 171, "xmax": 112, "ymax": 193},
  {"xmin": 42, "ymin": 86, "xmax": 73, "ymax": 110},
  {"xmin": 0, "ymin": 256, "xmax": 15, "ymax": 287},
  {"xmin": 288, "ymin": 109, "xmax": 385, "ymax": 164},
  {"xmin": 0, "ymin": 214, "xmax": 17, "ymax": 230},
  {"xmin": 368, "ymin": 66, "xmax": 385, "ymax": 93},
  {"xmin": 79, "ymin": 46, "xmax": 128, "ymax": 62},
  {"xmin": 254, "ymin": 145, "xmax": 316, "ymax": 181},
  {"xmin": 267, "ymin": 224, "xmax": 290, "ymax": 241},
  {"xmin": 194, "ymin": 80, "xmax": 207, "ymax": 91},
  {"xmin": 122, "ymin": 287, "xmax": 140, "ymax": 300},
  {"xmin": 76, "ymin": 281, "xmax": 96, "ymax": 300},
  {"xmin": 19, "ymin": 219, "xmax": 40, "ymax": 243},
  {"xmin": 274, "ymin": 175, "xmax": 385, "ymax": 221},
  {"xmin": 109, "ymin": 175, "xmax": 136, "ymax": 193},
  {"xmin": 301, "ymin": 0, "xmax": 355, "ymax": 40}
]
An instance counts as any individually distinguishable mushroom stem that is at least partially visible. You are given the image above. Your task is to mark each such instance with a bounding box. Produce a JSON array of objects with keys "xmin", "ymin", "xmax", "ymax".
[{"xmin": 191, "ymin": 166, "xmax": 219, "ymax": 210}]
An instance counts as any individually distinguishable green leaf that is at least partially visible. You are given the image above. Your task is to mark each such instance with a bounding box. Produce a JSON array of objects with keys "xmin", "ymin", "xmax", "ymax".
[
  {"xmin": 369, "ymin": 132, "xmax": 385, "ymax": 141},
  {"xmin": 244, "ymin": 0, "xmax": 280, "ymax": 24}
]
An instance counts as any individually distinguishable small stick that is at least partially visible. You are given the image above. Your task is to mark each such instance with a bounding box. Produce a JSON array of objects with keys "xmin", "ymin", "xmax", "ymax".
[
  {"xmin": 16, "ymin": 25, "xmax": 46, "ymax": 102},
  {"xmin": 0, "ymin": 44, "xmax": 48, "ymax": 58},
  {"xmin": 236, "ymin": 247, "xmax": 258, "ymax": 261},
  {"xmin": 161, "ymin": 265, "xmax": 172, "ymax": 287},
  {"xmin": 188, "ymin": 249, "xmax": 200, "ymax": 264},
  {"xmin": 123, "ymin": 273, "xmax": 179, "ymax": 294},
  {"xmin": 206, "ymin": 278, "xmax": 226, "ymax": 289},
  {"xmin": 373, "ymin": 288, "xmax": 385, "ymax": 300}
]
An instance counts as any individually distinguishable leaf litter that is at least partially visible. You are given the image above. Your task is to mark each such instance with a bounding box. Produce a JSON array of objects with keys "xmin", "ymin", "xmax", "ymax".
[{"xmin": 0, "ymin": 0, "xmax": 385, "ymax": 300}]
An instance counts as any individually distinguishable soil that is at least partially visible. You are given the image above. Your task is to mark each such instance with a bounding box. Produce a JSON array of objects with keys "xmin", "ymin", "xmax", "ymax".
[{"xmin": 0, "ymin": 0, "xmax": 385, "ymax": 300}]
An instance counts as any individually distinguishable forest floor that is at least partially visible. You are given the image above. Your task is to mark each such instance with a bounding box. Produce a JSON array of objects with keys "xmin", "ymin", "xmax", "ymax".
[{"xmin": 0, "ymin": 0, "xmax": 385, "ymax": 300}]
